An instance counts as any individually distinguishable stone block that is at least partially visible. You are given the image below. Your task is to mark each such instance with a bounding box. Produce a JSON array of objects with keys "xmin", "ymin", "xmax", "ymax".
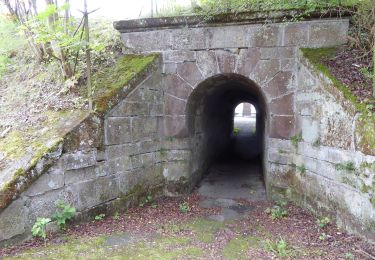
[
  {"xmin": 300, "ymin": 116, "xmax": 320, "ymax": 143},
  {"xmin": 107, "ymin": 156, "xmax": 133, "ymax": 175},
  {"xmin": 164, "ymin": 74, "xmax": 193, "ymax": 100},
  {"xmin": 162, "ymin": 137, "xmax": 190, "ymax": 150},
  {"xmin": 171, "ymin": 28, "xmax": 207, "ymax": 50},
  {"xmin": 138, "ymin": 139, "xmax": 161, "ymax": 154},
  {"xmin": 105, "ymin": 118, "xmax": 132, "ymax": 146},
  {"xmin": 66, "ymin": 175, "xmax": 119, "ymax": 211},
  {"xmin": 105, "ymin": 143, "xmax": 138, "ymax": 160},
  {"xmin": 251, "ymin": 59, "xmax": 280, "ymax": 84},
  {"xmin": 149, "ymin": 103, "xmax": 164, "ymax": 116},
  {"xmin": 280, "ymin": 58, "xmax": 296, "ymax": 71},
  {"xmin": 162, "ymin": 161, "xmax": 190, "ymax": 181},
  {"xmin": 284, "ymin": 23, "xmax": 309, "ymax": 46},
  {"xmin": 177, "ymin": 62, "xmax": 203, "ymax": 87},
  {"xmin": 164, "ymin": 116, "xmax": 188, "ymax": 137},
  {"xmin": 236, "ymin": 48, "xmax": 260, "ymax": 77},
  {"xmin": 208, "ymin": 25, "xmax": 249, "ymax": 49},
  {"xmin": 165, "ymin": 150, "xmax": 191, "ymax": 162},
  {"xmin": 263, "ymin": 71, "xmax": 293, "ymax": 99},
  {"xmin": 309, "ymin": 20, "xmax": 349, "ymax": 47},
  {"xmin": 61, "ymin": 150, "xmax": 97, "ymax": 171},
  {"xmin": 25, "ymin": 166, "xmax": 64, "ymax": 197},
  {"xmin": 252, "ymin": 25, "xmax": 282, "ymax": 47},
  {"xmin": 0, "ymin": 198, "xmax": 27, "ymax": 241},
  {"xmin": 122, "ymin": 30, "xmax": 172, "ymax": 52},
  {"xmin": 165, "ymin": 95, "xmax": 187, "ymax": 116},
  {"xmin": 163, "ymin": 50, "xmax": 196, "ymax": 63},
  {"xmin": 269, "ymin": 115, "xmax": 295, "ymax": 139},
  {"xmin": 216, "ymin": 50, "xmax": 237, "ymax": 74},
  {"xmin": 270, "ymin": 93, "xmax": 294, "ymax": 115},
  {"xmin": 162, "ymin": 63, "xmax": 177, "ymax": 74},
  {"xmin": 110, "ymin": 101, "xmax": 149, "ymax": 117},
  {"xmin": 196, "ymin": 51, "xmax": 218, "ymax": 78},
  {"xmin": 260, "ymin": 47, "xmax": 296, "ymax": 59},
  {"xmin": 131, "ymin": 152, "xmax": 155, "ymax": 168},
  {"xmin": 131, "ymin": 117, "xmax": 158, "ymax": 141},
  {"xmin": 65, "ymin": 166, "xmax": 98, "ymax": 185}
]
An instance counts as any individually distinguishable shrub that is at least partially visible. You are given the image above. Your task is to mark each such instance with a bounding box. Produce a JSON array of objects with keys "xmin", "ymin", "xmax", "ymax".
[
  {"xmin": 31, "ymin": 217, "xmax": 51, "ymax": 239},
  {"xmin": 52, "ymin": 200, "xmax": 76, "ymax": 230}
]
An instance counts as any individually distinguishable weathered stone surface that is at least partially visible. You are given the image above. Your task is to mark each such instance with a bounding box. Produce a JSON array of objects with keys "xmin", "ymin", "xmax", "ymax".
[
  {"xmin": 216, "ymin": 50, "xmax": 237, "ymax": 74},
  {"xmin": 163, "ymin": 50, "xmax": 196, "ymax": 63},
  {"xmin": 165, "ymin": 95, "xmax": 187, "ymax": 116},
  {"xmin": 196, "ymin": 51, "xmax": 218, "ymax": 78},
  {"xmin": 270, "ymin": 115, "xmax": 295, "ymax": 139},
  {"xmin": 236, "ymin": 48, "xmax": 260, "ymax": 76},
  {"xmin": 164, "ymin": 116, "xmax": 188, "ymax": 137},
  {"xmin": 110, "ymin": 102, "xmax": 149, "ymax": 117},
  {"xmin": 65, "ymin": 166, "xmax": 99, "ymax": 185},
  {"xmin": 208, "ymin": 25, "xmax": 249, "ymax": 49},
  {"xmin": 66, "ymin": 175, "xmax": 119, "ymax": 211},
  {"xmin": 252, "ymin": 25, "xmax": 281, "ymax": 47},
  {"xmin": 162, "ymin": 63, "xmax": 177, "ymax": 74},
  {"xmin": 105, "ymin": 118, "xmax": 132, "ymax": 145},
  {"xmin": 251, "ymin": 59, "xmax": 280, "ymax": 83},
  {"xmin": 0, "ymin": 198, "xmax": 27, "ymax": 241},
  {"xmin": 107, "ymin": 156, "xmax": 133, "ymax": 175},
  {"xmin": 270, "ymin": 93, "xmax": 294, "ymax": 115},
  {"xmin": 177, "ymin": 62, "xmax": 203, "ymax": 87},
  {"xmin": 131, "ymin": 117, "xmax": 158, "ymax": 141},
  {"xmin": 164, "ymin": 74, "xmax": 192, "ymax": 99},
  {"xmin": 25, "ymin": 166, "xmax": 64, "ymax": 197},
  {"xmin": 299, "ymin": 116, "xmax": 320, "ymax": 143},
  {"xmin": 284, "ymin": 23, "xmax": 309, "ymax": 46},
  {"xmin": 263, "ymin": 71, "xmax": 293, "ymax": 99},
  {"xmin": 61, "ymin": 150, "xmax": 97, "ymax": 171},
  {"xmin": 260, "ymin": 47, "xmax": 295, "ymax": 59},
  {"xmin": 309, "ymin": 21, "xmax": 349, "ymax": 47}
]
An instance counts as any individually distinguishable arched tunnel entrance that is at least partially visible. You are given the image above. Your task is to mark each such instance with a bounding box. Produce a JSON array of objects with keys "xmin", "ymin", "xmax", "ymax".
[{"xmin": 188, "ymin": 74, "xmax": 267, "ymax": 200}]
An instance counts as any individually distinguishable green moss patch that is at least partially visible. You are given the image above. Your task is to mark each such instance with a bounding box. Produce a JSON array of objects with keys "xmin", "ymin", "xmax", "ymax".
[
  {"xmin": 223, "ymin": 236, "xmax": 261, "ymax": 260},
  {"xmin": 93, "ymin": 54, "xmax": 159, "ymax": 113},
  {"xmin": 301, "ymin": 48, "xmax": 375, "ymax": 155},
  {"xmin": 181, "ymin": 218, "xmax": 224, "ymax": 243}
]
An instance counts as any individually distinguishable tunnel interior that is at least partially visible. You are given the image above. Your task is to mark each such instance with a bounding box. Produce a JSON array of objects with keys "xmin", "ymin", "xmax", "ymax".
[{"xmin": 188, "ymin": 74, "xmax": 267, "ymax": 199}]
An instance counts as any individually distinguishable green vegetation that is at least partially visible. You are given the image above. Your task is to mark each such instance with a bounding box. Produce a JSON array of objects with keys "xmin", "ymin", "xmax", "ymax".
[
  {"xmin": 296, "ymin": 164, "xmax": 306, "ymax": 176},
  {"xmin": 0, "ymin": 16, "xmax": 25, "ymax": 78},
  {"xmin": 31, "ymin": 217, "xmax": 51, "ymax": 240},
  {"xmin": 181, "ymin": 218, "xmax": 224, "ymax": 243},
  {"xmin": 316, "ymin": 216, "xmax": 330, "ymax": 228},
  {"xmin": 93, "ymin": 54, "xmax": 159, "ymax": 112},
  {"xmin": 233, "ymin": 127, "xmax": 240, "ymax": 135},
  {"xmin": 179, "ymin": 201, "xmax": 190, "ymax": 213},
  {"xmin": 319, "ymin": 232, "xmax": 328, "ymax": 241},
  {"xmin": 52, "ymin": 200, "xmax": 76, "ymax": 230},
  {"xmin": 290, "ymin": 132, "xmax": 303, "ymax": 149},
  {"xmin": 335, "ymin": 161, "xmax": 356, "ymax": 172},
  {"xmin": 265, "ymin": 200, "xmax": 288, "ymax": 220},
  {"xmin": 223, "ymin": 236, "xmax": 261, "ymax": 259},
  {"xmin": 266, "ymin": 238, "xmax": 295, "ymax": 258},
  {"xmin": 95, "ymin": 214, "xmax": 106, "ymax": 221}
]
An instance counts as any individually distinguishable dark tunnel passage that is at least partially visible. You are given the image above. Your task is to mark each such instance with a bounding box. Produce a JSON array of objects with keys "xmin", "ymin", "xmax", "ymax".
[{"xmin": 187, "ymin": 74, "xmax": 267, "ymax": 200}]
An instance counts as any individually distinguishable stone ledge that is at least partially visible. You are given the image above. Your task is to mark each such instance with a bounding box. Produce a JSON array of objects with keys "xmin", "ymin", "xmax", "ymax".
[{"xmin": 114, "ymin": 9, "xmax": 351, "ymax": 33}]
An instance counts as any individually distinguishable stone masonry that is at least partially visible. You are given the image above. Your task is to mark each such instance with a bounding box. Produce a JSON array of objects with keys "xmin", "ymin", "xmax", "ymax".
[{"xmin": 0, "ymin": 11, "xmax": 374, "ymax": 245}]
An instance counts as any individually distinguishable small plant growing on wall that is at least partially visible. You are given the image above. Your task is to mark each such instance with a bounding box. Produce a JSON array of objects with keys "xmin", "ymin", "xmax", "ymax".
[
  {"xmin": 52, "ymin": 200, "xmax": 76, "ymax": 230},
  {"xmin": 32, "ymin": 217, "xmax": 51, "ymax": 242},
  {"xmin": 233, "ymin": 127, "xmax": 240, "ymax": 135},
  {"xmin": 335, "ymin": 162, "xmax": 356, "ymax": 172},
  {"xmin": 95, "ymin": 214, "xmax": 106, "ymax": 221},
  {"xmin": 296, "ymin": 164, "xmax": 306, "ymax": 176},
  {"xmin": 290, "ymin": 133, "xmax": 302, "ymax": 149}
]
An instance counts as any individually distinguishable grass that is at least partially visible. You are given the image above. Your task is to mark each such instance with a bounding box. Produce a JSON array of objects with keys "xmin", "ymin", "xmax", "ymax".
[{"xmin": 0, "ymin": 16, "xmax": 25, "ymax": 78}]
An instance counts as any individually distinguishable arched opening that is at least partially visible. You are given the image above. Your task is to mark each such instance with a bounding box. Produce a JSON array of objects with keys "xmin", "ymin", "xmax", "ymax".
[{"xmin": 187, "ymin": 74, "xmax": 267, "ymax": 200}]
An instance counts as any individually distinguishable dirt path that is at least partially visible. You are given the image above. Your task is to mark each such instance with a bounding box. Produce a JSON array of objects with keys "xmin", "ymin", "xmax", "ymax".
[{"xmin": 1, "ymin": 162, "xmax": 374, "ymax": 259}]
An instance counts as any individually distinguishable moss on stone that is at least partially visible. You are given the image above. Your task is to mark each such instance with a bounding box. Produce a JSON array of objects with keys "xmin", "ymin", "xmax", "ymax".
[
  {"xmin": 301, "ymin": 48, "xmax": 375, "ymax": 155},
  {"xmin": 181, "ymin": 218, "xmax": 224, "ymax": 243},
  {"xmin": 93, "ymin": 54, "xmax": 159, "ymax": 113},
  {"xmin": 223, "ymin": 236, "xmax": 261, "ymax": 260}
]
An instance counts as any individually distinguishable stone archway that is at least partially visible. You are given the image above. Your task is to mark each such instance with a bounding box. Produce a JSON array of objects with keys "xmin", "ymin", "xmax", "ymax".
[{"xmin": 186, "ymin": 74, "xmax": 268, "ymax": 198}]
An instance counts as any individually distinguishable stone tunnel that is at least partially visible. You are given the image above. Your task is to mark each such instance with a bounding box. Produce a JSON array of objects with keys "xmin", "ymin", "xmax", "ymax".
[{"xmin": 1, "ymin": 11, "xmax": 374, "ymax": 245}]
